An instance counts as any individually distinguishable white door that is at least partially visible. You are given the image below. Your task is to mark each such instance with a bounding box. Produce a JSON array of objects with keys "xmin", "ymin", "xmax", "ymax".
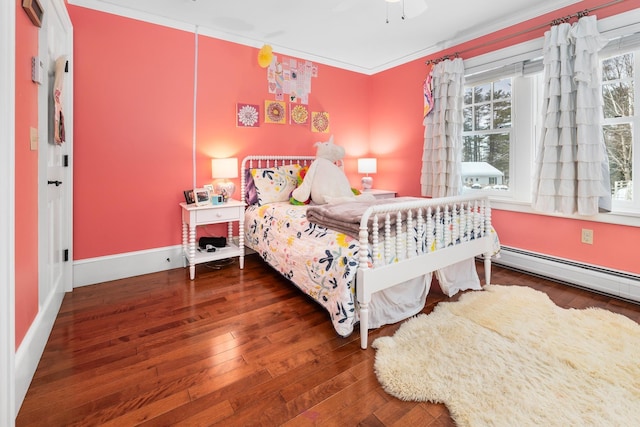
[{"xmin": 38, "ymin": 0, "xmax": 73, "ymax": 306}]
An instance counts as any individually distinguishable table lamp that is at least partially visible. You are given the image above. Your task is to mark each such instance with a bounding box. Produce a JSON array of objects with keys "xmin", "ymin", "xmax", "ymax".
[
  {"xmin": 211, "ymin": 157, "xmax": 238, "ymax": 201},
  {"xmin": 358, "ymin": 158, "xmax": 377, "ymax": 191}
]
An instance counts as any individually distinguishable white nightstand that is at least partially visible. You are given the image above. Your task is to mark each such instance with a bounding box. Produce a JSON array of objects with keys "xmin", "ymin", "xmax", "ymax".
[
  {"xmin": 180, "ymin": 199, "xmax": 245, "ymax": 280},
  {"xmin": 364, "ymin": 189, "xmax": 396, "ymax": 199}
]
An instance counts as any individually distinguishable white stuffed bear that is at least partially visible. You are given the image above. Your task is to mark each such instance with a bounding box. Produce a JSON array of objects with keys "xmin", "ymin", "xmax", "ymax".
[{"xmin": 292, "ymin": 136, "xmax": 361, "ymax": 205}]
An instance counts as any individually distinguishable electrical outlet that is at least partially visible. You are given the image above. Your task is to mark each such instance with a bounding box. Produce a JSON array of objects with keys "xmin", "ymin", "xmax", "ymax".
[{"xmin": 581, "ymin": 228, "xmax": 593, "ymax": 245}]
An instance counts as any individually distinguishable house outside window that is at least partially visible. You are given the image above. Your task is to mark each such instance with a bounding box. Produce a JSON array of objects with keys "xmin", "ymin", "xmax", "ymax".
[{"xmin": 461, "ymin": 161, "xmax": 505, "ymax": 189}]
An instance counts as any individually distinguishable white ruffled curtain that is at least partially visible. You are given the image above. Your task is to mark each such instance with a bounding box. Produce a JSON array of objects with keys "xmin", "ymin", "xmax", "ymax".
[
  {"xmin": 421, "ymin": 58, "xmax": 465, "ymax": 198},
  {"xmin": 532, "ymin": 15, "xmax": 611, "ymax": 215}
]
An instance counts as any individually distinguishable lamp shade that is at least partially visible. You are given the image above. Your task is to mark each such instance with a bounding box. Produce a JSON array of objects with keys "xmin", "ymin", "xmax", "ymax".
[
  {"xmin": 357, "ymin": 158, "xmax": 377, "ymax": 175},
  {"xmin": 211, "ymin": 158, "xmax": 238, "ymax": 179}
]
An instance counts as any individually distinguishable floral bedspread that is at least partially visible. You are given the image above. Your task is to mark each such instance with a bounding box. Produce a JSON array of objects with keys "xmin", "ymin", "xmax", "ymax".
[{"xmin": 245, "ymin": 203, "xmax": 360, "ymax": 337}]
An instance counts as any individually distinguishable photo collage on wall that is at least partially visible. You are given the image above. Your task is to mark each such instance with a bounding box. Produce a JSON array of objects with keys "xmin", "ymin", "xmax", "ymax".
[{"xmin": 236, "ymin": 54, "xmax": 329, "ymax": 132}]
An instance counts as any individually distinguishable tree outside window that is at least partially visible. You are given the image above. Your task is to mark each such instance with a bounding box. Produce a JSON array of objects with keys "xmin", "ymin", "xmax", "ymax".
[{"xmin": 602, "ymin": 52, "xmax": 635, "ymax": 202}]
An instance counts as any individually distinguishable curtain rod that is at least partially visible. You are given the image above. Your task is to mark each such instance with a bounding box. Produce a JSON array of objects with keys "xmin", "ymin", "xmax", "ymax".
[{"xmin": 425, "ymin": 0, "xmax": 625, "ymax": 65}]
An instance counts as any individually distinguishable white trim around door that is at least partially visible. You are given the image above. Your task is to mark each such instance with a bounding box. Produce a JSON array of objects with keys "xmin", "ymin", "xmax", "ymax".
[{"xmin": 0, "ymin": 0, "xmax": 16, "ymax": 425}]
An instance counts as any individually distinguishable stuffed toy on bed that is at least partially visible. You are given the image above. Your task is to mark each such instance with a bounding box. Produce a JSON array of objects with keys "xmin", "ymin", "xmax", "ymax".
[{"xmin": 291, "ymin": 136, "xmax": 368, "ymax": 205}]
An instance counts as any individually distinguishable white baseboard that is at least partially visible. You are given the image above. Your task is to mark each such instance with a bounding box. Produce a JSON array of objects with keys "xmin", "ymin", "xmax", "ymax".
[
  {"xmin": 14, "ymin": 284, "xmax": 65, "ymax": 415},
  {"xmin": 73, "ymin": 245, "xmax": 186, "ymax": 287},
  {"xmin": 494, "ymin": 247, "xmax": 640, "ymax": 303}
]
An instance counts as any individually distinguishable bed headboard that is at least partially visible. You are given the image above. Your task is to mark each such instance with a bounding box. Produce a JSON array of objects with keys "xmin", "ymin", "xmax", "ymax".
[{"xmin": 241, "ymin": 155, "xmax": 316, "ymax": 205}]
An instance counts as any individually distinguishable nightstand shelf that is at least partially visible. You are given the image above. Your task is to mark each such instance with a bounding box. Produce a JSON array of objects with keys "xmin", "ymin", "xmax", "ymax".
[
  {"xmin": 180, "ymin": 199, "xmax": 245, "ymax": 280},
  {"xmin": 191, "ymin": 243, "xmax": 241, "ymax": 264}
]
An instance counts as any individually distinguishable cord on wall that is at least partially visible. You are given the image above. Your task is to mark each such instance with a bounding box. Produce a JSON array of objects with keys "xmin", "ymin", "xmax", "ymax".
[{"xmin": 192, "ymin": 25, "xmax": 199, "ymax": 190}]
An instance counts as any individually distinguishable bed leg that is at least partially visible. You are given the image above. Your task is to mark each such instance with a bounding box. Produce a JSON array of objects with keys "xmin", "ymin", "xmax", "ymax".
[
  {"xmin": 360, "ymin": 303, "xmax": 369, "ymax": 349},
  {"xmin": 484, "ymin": 253, "xmax": 491, "ymax": 285}
]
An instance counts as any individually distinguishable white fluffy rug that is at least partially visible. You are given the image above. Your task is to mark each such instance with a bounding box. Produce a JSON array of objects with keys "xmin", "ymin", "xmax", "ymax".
[{"xmin": 372, "ymin": 285, "xmax": 640, "ymax": 427}]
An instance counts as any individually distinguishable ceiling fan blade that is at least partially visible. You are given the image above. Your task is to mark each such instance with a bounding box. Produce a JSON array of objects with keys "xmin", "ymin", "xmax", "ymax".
[{"xmin": 404, "ymin": 0, "xmax": 428, "ymax": 19}]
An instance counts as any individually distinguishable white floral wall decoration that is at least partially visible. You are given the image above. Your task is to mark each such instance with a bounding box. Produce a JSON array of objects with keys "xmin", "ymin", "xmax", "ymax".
[{"xmin": 236, "ymin": 103, "xmax": 260, "ymax": 127}]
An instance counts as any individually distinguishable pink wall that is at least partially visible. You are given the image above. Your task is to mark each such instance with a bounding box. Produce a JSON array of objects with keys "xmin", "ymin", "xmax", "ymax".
[
  {"xmin": 71, "ymin": 8, "xmax": 195, "ymax": 258},
  {"xmin": 368, "ymin": 0, "xmax": 640, "ymax": 275},
  {"xmin": 15, "ymin": 0, "xmax": 40, "ymax": 347},
  {"xmin": 67, "ymin": 6, "xmax": 372, "ymax": 259},
  {"xmin": 492, "ymin": 211, "xmax": 637, "ymax": 273},
  {"xmin": 369, "ymin": 59, "xmax": 425, "ymax": 197}
]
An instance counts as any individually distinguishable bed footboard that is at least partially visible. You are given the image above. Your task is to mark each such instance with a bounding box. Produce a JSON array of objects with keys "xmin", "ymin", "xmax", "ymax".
[{"xmin": 356, "ymin": 194, "xmax": 495, "ymax": 349}]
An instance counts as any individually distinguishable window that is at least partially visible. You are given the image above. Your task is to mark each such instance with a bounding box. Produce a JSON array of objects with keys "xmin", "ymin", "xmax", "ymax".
[
  {"xmin": 462, "ymin": 78, "xmax": 512, "ymax": 191},
  {"xmin": 601, "ymin": 50, "xmax": 639, "ymax": 213},
  {"xmin": 462, "ymin": 39, "xmax": 640, "ymax": 218},
  {"xmin": 458, "ymin": 10, "xmax": 640, "ymax": 222},
  {"xmin": 461, "ymin": 73, "xmax": 535, "ymax": 200}
]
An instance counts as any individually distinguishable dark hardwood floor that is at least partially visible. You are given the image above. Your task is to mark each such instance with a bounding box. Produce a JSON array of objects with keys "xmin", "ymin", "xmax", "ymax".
[{"xmin": 16, "ymin": 254, "xmax": 640, "ymax": 426}]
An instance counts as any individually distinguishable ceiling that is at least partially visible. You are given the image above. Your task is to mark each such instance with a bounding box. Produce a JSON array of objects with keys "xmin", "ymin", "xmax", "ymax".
[{"xmin": 70, "ymin": 0, "xmax": 581, "ymax": 74}]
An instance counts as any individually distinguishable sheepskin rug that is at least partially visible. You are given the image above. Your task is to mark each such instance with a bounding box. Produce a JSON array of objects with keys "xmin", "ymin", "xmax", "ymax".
[{"xmin": 372, "ymin": 284, "xmax": 640, "ymax": 426}]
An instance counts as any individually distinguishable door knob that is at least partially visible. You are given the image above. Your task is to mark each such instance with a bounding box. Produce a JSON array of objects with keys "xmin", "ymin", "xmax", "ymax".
[{"xmin": 47, "ymin": 180, "xmax": 62, "ymax": 186}]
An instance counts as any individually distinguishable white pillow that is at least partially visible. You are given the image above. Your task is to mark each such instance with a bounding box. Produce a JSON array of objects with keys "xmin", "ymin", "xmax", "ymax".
[{"xmin": 251, "ymin": 164, "xmax": 301, "ymax": 205}]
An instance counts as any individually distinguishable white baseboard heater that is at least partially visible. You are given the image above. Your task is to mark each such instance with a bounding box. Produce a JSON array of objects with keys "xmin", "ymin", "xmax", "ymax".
[{"xmin": 491, "ymin": 246, "xmax": 640, "ymax": 303}]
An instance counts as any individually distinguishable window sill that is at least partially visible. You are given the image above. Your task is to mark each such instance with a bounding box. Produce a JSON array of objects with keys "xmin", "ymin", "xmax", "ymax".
[{"xmin": 490, "ymin": 198, "xmax": 640, "ymax": 227}]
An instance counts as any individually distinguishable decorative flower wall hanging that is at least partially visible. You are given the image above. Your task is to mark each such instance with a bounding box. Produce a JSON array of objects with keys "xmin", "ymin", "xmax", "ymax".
[
  {"xmin": 311, "ymin": 111, "xmax": 330, "ymax": 133},
  {"xmin": 264, "ymin": 100, "xmax": 287, "ymax": 124},
  {"xmin": 290, "ymin": 104, "xmax": 309, "ymax": 125},
  {"xmin": 236, "ymin": 103, "xmax": 260, "ymax": 127}
]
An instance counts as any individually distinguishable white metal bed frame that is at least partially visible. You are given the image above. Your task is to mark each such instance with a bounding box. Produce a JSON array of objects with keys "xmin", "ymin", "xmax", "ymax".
[{"xmin": 241, "ymin": 156, "xmax": 494, "ymax": 349}]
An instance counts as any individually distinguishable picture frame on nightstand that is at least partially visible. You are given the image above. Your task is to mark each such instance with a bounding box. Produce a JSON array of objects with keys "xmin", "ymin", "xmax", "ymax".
[
  {"xmin": 194, "ymin": 188, "xmax": 210, "ymax": 206},
  {"xmin": 183, "ymin": 189, "xmax": 195, "ymax": 204}
]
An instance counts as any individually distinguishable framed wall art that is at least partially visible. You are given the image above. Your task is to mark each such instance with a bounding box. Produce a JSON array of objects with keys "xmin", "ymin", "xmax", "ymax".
[
  {"xmin": 311, "ymin": 111, "xmax": 330, "ymax": 133},
  {"xmin": 23, "ymin": 0, "xmax": 44, "ymax": 27},
  {"xmin": 290, "ymin": 104, "xmax": 309, "ymax": 126},
  {"xmin": 236, "ymin": 103, "xmax": 260, "ymax": 127},
  {"xmin": 265, "ymin": 100, "xmax": 286, "ymax": 124}
]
